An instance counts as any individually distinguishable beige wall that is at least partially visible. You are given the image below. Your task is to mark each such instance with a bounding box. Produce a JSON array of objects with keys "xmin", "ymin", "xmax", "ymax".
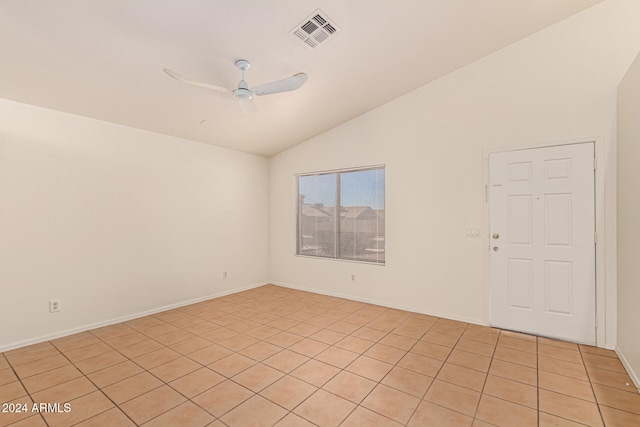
[
  {"xmin": 617, "ymin": 51, "xmax": 640, "ymax": 388},
  {"xmin": 0, "ymin": 99, "xmax": 270, "ymax": 351},
  {"xmin": 269, "ymin": 0, "xmax": 640, "ymax": 347}
]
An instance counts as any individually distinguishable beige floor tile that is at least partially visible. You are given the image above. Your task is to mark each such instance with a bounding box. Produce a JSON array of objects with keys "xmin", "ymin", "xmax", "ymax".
[
  {"xmin": 351, "ymin": 326, "xmax": 388, "ymax": 342},
  {"xmin": 381, "ymin": 366, "xmax": 433, "ymax": 398},
  {"xmin": 539, "ymin": 389, "xmax": 604, "ymax": 426},
  {"xmin": 326, "ymin": 321, "xmax": 361, "ymax": 335},
  {"xmin": 218, "ymin": 334, "xmax": 259, "ymax": 352},
  {"xmin": 538, "ymin": 343, "xmax": 583, "ymax": 364},
  {"xmin": 170, "ymin": 336, "xmax": 213, "ymax": 355},
  {"xmin": 133, "ymin": 347, "xmax": 181, "ymax": 370},
  {"xmin": 74, "ymin": 408, "xmax": 135, "ymax": 426},
  {"xmin": 342, "ymin": 406, "xmax": 403, "ymax": 427},
  {"xmin": 291, "ymin": 359, "xmax": 341, "ymax": 387},
  {"xmin": 117, "ymin": 339, "xmax": 165, "ymax": 359},
  {"xmin": 31, "ymin": 376, "xmax": 96, "ymax": 404},
  {"xmin": 586, "ymin": 364, "xmax": 637, "ymax": 392},
  {"xmin": 168, "ymin": 367, "xmax": 225, "ymax": 398},
  {"xmin": 288, "ymin": 338, "xmax": 330, "ymax": 357},
  {"xmin": 306, "ymin": 315, "xmax": 337, "ymax": 328},
  {"xmin": 239, "ymin": 341, "xmax": 282, "ymax": 361},
  {"xmin": 226, "ymin": 319, "xmax": 262, "ymax": 334},
  {"xmin": 364, "ymin": 343, "xmax": 407, "ymax": 365},
  {"xmin": 87, "ymin": 360, "xmax": 144, "ymax": 388},
  {"xmin": 4, "ymin": 344, "xmax": 60, "ymax": 367},
  {"xmin": 539, "ymin": 337, "xmax": 579, "ymax": 350},
  {"xmin": 361, "ymin": 384, "xmax": 420, "ymax": 424},
  {"xmin": 600, "ymin": 405, "xmax": 640, "ymax": 427},
  {"xmin": 119, "ymin": 385, "xmax": 186, "ymax": 425},
  {"xmin": 63, "ymin": 342, "xmax": 113, "ymax": 364},
  {"xmin": 41, "ymin": 391, "xmax": 114, "ymax": 427},
  {"xmin": 200, "ymin": 327, "xmax": 237, "ymax": 342},
  {"xmin": 379, "ymin": 333, "xmax": 417, "ymax": 351},
  {"xmin": 493, "ymin": 346, "xmax": 537, "ymax": 368},
  {"xmin": 20, "ymin": 364, "xmax": 82, "ymax": 394},
  {"xmin": 103, "ymin": 371, "xmax": 163, "ymax": 404},
  {"xmin": 294, "ymin": 389, "xmax": 356, "ymax": 427},
  {"xmin": 232, "ymin": 363, "xmax": 284, "ymax": 392},
  {"xmin": 447, "ymin": 349, "xmax": 492, "ymax": 372},
  {"xmin": 0, "ymin": 368, "xmax": 18, "ymax": 387},
  {"xmin": 0, "ymin": 381, "xmax": 27, "ymax": 402},
  {"xmin": 539, "ymin": 370, "xmax": 595, "ymax": 402},
  {"xmin": 13, "ymin": 354, "xmax": 70, "ymax": 379},
  {"xmin": 143, "ymin": 401, "xmax": 214, "ymax": 427},
  {"xmin": 475, "ymin": 394, "xmax": 537, "ymax": 427},
  {"xmin": 0, "ymin": 396, "xmax": 34, "ymax": 426},
  {"xmin": 407, "ymin": 400, "xmax": 473, "ymax": 427},
  {"xmin": 148, "ymin": 356, "xmax": 202, "ymax": 383},
  {"xmin": 579, "ymin": 344, "xmax": 617, "ymax": 358},
  {"xmin": 582, "ymin": 352, "xmax": 627, "ymax": 373},
  {"xmin": 488, "ymin": 359, "xmax": 537, "ymax": 386},
  {"xmin": 335, "ymin": 335, "xmax": 375, "ymax": 353},
  {"xmin": 421, "ymin": 331, "xmax": 459, "ymax": 347},
  {"xmin": 245, "ymin": 324, "xmax": 281, "ymax": 340},
  {"xmin": 461, "ymin": 329, "xmax": 499, "ymax": 346},
  {"xmin": 7, "ymin": 414, "xmax": 48, "ymax": 427},
  {"xmin": 73, "ymin": 350, "xmax": 128, "ymax": 374},
  {"xmin": 314, "ymin": 346, "xmax": 359, "ymax": 369},
  {"xmin": 191, "ymin": 380, "xmax": 254, "ymax": 417},
  {"xmin": 454, "ymin": 339, "xmax": 496, "ymax": 358},
  {"xmin": 188, "ymin": 344, "xmax": 233, "ymax": 365},
  {"xmin": 323, "ymin": 370, "xmax": 376, "ymax": 404},
  {"xmin": 263, "ymin": 349, "xmax": 309, "ymax": 373},
  {"xmin": 410, "ymin": 341, "xmax": 452, "ymax": 361},
  {"xmin": 102, "ymin": 331, "xmax": 146, "ymax": 349},
  {"xmin": 260, "ymin": 375, "xmax": 317, "ymax": 410},
  {"xmin": 287, "ymin": 322, "xmax": 322, "ymax": 337},
  {"xmin": 345, "ymin": 355, "xmax": 393, "ymax": 382},
  {"xmin": 266, "ymin": 331, "xmax": 304, "ymax": 348},
  {"xmin": 496, "ymin": 335, "xmax": 537, "ymax": 354},
  {"xmin": 592, "ymin": 383, "xmax": 640, "ymax": 415},
  {"xmin": 424, "ymin": 380, "xmax": 480, "ymax": 417},
  {"xmin": 483, "ymin": 374, "xmax": 537, "ymax": 409},
  {"xmin": 308, "ymin": 328, "xmax": 347, "ymax": 345},
  {"xmin": 437, "ymin": 363, "xmax": 487, "ymax": 392},
  {"xmin": 539, "ymin": 355, "xmax": 588, "ymax": 381},
  {"xmin": 274, "ymin": 412, "xmax": 319, "ymax": 427},
  {"xmin": 208, "ymin": 353, "xmax": 256, "ymax": 377},
  {"xmin": 220, "ymin": 395, "xmax": 287, "ymax": 427},
  {"xmin": 539, "ymin": 412, "xmax": 590, "ymax": 427},
  {"xmin": 397, "ymin": 352, "xmax": 443, "ymax": 377},
  {"xmin": 52, "ymin": 333, "xmax": 101, "ymax": 353}
]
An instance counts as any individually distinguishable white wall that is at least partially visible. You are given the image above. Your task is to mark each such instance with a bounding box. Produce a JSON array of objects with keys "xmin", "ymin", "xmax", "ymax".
[
  {"xmin": 0, "ymin": 99, "xmax": 270, "ymax": 351},
  {"xmin": 617, "ymin": 51, "xmax": 640, "ymax": 388},
  {"xmin": 269, "ymin": 0, "xmax": 640, "ymax": 344}
]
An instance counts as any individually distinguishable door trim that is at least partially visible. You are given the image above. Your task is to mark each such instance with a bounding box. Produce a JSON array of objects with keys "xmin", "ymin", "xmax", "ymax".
[{"xmin": 482, "ymin": 136, "xmax": 609, "ymax": 348}]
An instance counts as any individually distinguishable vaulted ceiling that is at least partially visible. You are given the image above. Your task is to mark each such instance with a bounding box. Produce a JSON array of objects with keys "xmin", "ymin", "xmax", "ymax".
[{"xmin": 0, "ymin": 1, "xmax": 603, "ymax": 156}]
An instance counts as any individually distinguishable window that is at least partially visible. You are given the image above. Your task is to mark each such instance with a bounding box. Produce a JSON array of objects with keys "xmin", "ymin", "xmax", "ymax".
[{"xmin": 297, "ymin": 166, "xmax": 385, "ymax": 264}]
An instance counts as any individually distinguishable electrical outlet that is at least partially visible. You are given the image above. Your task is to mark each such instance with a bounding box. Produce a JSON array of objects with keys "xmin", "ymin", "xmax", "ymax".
[
  {"xmin": 223, "ymin": 271, "xmax": 228, "ymax": 280},
  {"xmin": 49, "ymin": 299, "xmax": 61, "ymax": 313},
  {"xmin": 351, "ymin": 274, "xmax": 355, "ymax": 282}
]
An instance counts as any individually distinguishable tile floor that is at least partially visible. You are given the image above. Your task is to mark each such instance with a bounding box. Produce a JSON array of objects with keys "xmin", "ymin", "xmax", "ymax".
[{"xmin": 1, "ymin": 284, "xmax": 639, "ymax": 426}]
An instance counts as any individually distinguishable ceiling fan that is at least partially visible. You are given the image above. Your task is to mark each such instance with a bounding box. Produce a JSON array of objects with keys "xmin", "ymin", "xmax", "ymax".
[{"xmin": 163, "ymin": 60, "xmax": 308, "ymax": 113}]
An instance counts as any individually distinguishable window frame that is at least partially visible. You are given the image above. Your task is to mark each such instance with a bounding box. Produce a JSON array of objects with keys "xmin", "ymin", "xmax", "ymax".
[{"xmin": 295, "ymin": 165, "xmax": 385, "ymax": 265}]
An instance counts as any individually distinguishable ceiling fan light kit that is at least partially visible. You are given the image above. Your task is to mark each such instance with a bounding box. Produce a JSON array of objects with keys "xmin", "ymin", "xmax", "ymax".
[{"xmin": 163, "ymin": 59, "xmax": 307, "ymax": 113}]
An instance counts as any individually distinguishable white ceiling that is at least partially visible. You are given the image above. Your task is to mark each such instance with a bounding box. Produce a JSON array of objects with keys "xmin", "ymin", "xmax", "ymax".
[{"xmin": 0, "ymin": 0, "xmax": 603, "ymax": 157}]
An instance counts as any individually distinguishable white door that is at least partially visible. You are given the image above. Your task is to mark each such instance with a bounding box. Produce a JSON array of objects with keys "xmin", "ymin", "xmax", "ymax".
[{"xmin": 489, "ymin": 143, "xmax": 596, "ymax": 344}]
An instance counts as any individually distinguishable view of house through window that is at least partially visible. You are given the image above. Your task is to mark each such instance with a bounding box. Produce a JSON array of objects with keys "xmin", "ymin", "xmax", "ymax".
[{"xmin": 297, "ymin": 166, "xmax": 385, "ymax": 264}]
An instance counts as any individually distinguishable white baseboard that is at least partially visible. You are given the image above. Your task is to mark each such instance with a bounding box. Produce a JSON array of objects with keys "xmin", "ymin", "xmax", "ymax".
[
  {"xmin": 0, "ymin": 281, "xmax": 269, "ymax": 353},
  {"xmin": 616, "ymin": 346, "xmax": 640, "ymax": 393},
  {"xmin": 270, "ymin": 280, "xmax": 486, "ymax": 326}
]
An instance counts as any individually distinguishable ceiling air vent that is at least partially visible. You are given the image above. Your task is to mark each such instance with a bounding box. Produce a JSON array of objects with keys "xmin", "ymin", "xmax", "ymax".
[{"xmin": 290, "ymin": 9, "xmax": 340, "ymax": 49}]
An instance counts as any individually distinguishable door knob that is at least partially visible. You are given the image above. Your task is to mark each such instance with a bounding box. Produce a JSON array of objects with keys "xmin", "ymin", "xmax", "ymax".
[{"xmin": 492, "ymin": 233, "xmax": 500, "ymax": 239}]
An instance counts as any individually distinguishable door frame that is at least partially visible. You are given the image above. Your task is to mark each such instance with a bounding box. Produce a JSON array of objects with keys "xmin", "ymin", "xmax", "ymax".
[{"xmin": 482, "ymin": 136, "xmax": 609, "ymax": 348}]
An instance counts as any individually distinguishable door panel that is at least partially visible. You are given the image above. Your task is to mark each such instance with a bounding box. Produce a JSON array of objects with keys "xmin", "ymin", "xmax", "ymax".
[{"xmin": 490, "ymin": 143, "xmax": 595, "ymax": 344}]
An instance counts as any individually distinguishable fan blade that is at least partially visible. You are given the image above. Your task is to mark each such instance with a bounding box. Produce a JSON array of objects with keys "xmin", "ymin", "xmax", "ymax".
[
  {"xmin": 251, "ymin": 73, "xmax": 308, "ymax": 96},
  {"xmin": 163, "ymin": 68, "xmax": 231, "ymax": 93},
  {"xmin": 238, "ymin": 98, "xmax": 257, "ymax": 113}
]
